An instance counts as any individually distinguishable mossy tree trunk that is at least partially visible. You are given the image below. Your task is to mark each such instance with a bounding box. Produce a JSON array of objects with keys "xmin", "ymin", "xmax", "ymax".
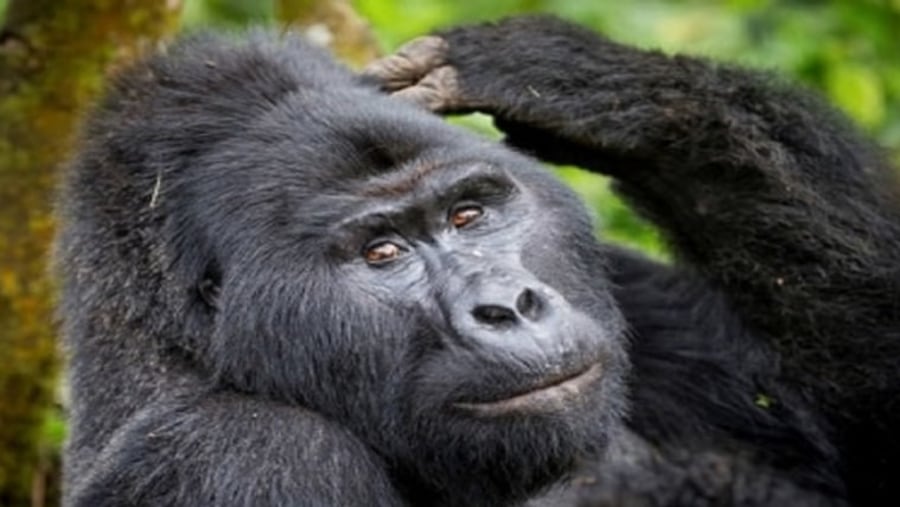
[
  {"xmin": 0, "ymin": 2, "xmax": 182, "ymax": 505},
  {"xmin": 277, "ymin": 0, "xmax": 380, "ymax": 67}
]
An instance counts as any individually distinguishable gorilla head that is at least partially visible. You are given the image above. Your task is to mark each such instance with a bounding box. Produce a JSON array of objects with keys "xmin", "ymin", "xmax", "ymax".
[{"xmin": 69, "ymin": 33, "xmax": 629, "ymax": 505}]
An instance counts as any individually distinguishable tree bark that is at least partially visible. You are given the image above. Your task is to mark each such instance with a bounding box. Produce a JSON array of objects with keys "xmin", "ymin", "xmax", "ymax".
[
  {"xmin": 0, "ymin": 2, "xmax": 182, "ymax": 505},
  {"xmin": 277, "ymin": 0, "xmax": 380, "ymax": 67}
]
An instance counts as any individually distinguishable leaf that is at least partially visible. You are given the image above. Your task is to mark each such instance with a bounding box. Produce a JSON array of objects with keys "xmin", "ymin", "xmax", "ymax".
[{"xmin": 825, "ymin": 62, "xmax": 886, "ymax": 128}]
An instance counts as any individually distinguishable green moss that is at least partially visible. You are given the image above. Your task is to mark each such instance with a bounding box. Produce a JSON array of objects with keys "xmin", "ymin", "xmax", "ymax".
[{"xmin": 0, "ymin": 2, "xmax": 182, "ymax": 504}]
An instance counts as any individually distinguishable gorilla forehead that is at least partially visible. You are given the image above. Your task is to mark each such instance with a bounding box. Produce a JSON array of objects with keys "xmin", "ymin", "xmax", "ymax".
[
  {"xmin": 191, "ymin": 88, "xmax": 585, "ymax": 238},
  {"xmin": 256, "ymin": 87, "xmax": 483, "ymax": 178}
]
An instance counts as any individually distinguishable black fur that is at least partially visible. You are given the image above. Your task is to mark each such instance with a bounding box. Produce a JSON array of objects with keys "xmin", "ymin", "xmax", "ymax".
[{"xmin": 55, "ymin": 16, "xmax": 900, "ymax": 507}]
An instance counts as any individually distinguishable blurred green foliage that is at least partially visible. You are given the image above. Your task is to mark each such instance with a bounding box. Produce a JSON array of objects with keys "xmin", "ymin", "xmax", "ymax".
[{"xmin": 176, "ymin": 0, "xmax": 900, "ymax": 258}]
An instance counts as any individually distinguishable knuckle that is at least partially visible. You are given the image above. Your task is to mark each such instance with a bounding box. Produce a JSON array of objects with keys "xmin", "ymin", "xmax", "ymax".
[{"xmin": 397, "ymin": 36, "xmax": 448, "ymax": 67}]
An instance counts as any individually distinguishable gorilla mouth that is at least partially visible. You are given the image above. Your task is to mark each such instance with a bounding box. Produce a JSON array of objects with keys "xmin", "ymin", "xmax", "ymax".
[{"xmin": 454, "ymin": 363, "xmax": 603, "ymax": 417}]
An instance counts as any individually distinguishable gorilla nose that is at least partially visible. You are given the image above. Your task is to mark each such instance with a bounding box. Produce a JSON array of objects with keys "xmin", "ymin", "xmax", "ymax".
[
  {"xmin": 515, "ymin": 288, "xmax": 544, "ymax": 321},
  {"xmin": 472, "ymin": 304, "xmax": 517, "ymax": 327},
  {"xmin": 471, "ymin": 288, "xmax": 546, "ymax": 328}
]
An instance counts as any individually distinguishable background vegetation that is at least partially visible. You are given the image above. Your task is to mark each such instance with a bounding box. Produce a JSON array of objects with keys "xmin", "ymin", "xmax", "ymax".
[{"xmin": 0, "ymin": 1, "xmax": 897, "ymax": 505}]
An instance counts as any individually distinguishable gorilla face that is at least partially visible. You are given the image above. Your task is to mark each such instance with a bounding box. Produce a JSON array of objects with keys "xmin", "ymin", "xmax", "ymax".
[{"xmin": 180, "ymin": 87, "xmax": 629, "ymax": 502}]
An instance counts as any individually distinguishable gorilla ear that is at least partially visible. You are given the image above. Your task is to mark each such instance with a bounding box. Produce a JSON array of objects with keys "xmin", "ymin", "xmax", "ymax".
[{"xmin": 197, "ymin": 265, "xmax": 222, "ymax": 310}]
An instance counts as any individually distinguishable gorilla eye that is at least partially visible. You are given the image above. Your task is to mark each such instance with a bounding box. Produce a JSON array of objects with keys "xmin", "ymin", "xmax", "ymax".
[
  {"xmin": 364, "ymin": 241, "xmax": 405, "ymax": 264},
  {"xmin": 450, "ymin": 205, "xmax": 483, "ymax": 228}
]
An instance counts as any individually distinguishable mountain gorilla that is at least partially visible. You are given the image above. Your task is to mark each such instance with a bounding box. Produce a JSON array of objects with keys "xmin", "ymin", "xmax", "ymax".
[{"xmin": 56, "ymin": 15, "xmax": 899, "ymax": 507}]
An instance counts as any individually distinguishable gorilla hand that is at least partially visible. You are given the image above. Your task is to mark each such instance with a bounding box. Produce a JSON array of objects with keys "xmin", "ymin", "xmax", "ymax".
[
  {"xmin": 362, "ymin": 36, "xmax": 464, "ymax": 112},
  {"xmin": 360, "ymin": 16, "xmax": 640, "ymax": 167}
]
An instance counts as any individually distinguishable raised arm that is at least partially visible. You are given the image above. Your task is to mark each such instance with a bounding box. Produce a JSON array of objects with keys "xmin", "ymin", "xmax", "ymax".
[{"xmin": 364, "ymin": 15, "xmax": 900, "ymax": 501}]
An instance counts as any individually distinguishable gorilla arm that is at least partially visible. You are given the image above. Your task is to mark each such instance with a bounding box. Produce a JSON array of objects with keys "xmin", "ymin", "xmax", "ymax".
[
  {"xmin": 364, "ymin": 15, "xmax": 900, "ymax": 502},
  {"xmin": 67, "ymin": 392, "xmax": 403, "ymax": 507}
]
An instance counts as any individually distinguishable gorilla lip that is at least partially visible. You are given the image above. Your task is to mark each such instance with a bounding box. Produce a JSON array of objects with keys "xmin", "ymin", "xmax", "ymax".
[{"xmin": 453, "ymin": 363, "xmax": 603, "ymax": 416}]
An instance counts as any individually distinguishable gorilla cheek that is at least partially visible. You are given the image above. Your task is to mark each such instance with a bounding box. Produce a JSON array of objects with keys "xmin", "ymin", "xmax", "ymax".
[
  {"xmin": 204, "ymin": 272, "xmax": 368, "ymax": 408},
  {"xmin": 519, "ymin": 223, "xmax": 606, "ymax": 309}
]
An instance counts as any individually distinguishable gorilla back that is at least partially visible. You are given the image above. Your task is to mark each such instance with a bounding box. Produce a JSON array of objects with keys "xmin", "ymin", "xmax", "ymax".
[{"xmin": 56, "ymin": 32, "xmax": 629, "ymax": 506}]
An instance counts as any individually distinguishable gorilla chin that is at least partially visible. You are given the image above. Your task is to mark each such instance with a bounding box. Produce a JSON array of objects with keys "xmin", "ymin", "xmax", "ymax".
[{"xmin": 399, "ymin": 369, "xmax": 624, "ymax": 507}]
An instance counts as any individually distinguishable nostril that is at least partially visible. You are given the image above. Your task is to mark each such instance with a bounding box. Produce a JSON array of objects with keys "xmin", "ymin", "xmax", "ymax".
[
  {"xmin": 472, "ymin": 304, "xmax": 518, "ymax": 327},
  {"xmin": 515, "ymin": 288, "xmax": 544, "ymax": 321}
]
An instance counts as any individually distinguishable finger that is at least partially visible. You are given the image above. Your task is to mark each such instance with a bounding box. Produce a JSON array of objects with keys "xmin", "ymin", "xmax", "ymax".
[
  {"xmin": 392, "ymin": 85, "xmax": 442, "ymax": 111},
  {"xmin": 362, "ymin": 36, "xmax": 448, "ymax": 91},
  {"xmin": 391, "ymin": 65, "xmax": 460, "ymax": 112}
]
